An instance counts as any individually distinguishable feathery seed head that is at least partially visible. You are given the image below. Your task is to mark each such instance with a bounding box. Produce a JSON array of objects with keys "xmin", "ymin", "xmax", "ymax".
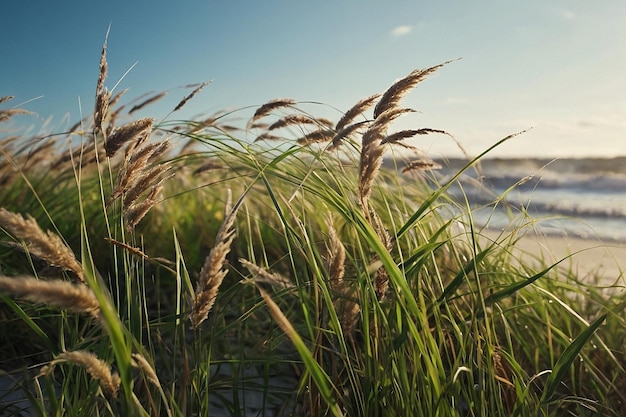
[
  {"xmin": 129, "ymin": 92, "xmax": 168, "ymax": 114},
  {"xmin": 190, "ymin": 192, "xmax": 243, "ymax": 328},
  {"xmin": 174, "ymin": 81, "xmax": 210, "ymax": 112},
  {"xmin": 335, "ymin": 93, "xmax": 381, "ymax": 131},
  {"xmin": 373, "ymin": 61, "xmax": 451, "ymax": 118},
  {"xmin": 42, "ymin": 351, "xmax": 120, "ymax": 398},
  {"xmin": 105, "ymin": 117, "xmax": 154, "ymax": 157},
  {"xmin": 0, "ymin": 275, "xmax": 100, "ymax": 318},
  {"xmin": 250, "ymin": 98, "xmax": 296, "ymax": 125},
  {"xmin": 0, "ymin": 208, "xmax": 84, "ymax": 281}
]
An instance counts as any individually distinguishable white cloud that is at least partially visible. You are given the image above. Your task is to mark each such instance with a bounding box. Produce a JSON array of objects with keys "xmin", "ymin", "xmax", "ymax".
[{"xmin": 391, "ymin": 25, "xmax": 412, "ymax": 37}]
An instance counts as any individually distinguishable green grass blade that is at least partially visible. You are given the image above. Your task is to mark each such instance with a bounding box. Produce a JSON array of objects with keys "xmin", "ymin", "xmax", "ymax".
[
  {"xmin": 540, "ymin": 313, "xmax": 607, "ymax": 404},
  {"xmin": 256, "ymin": 286, "xmax": 343, "ymax": 417},
  {"xmin": 395, "ymin": 131, "xmax": 526, "ymax": 240},
  {"xmin": 0, "ymin": 295, "xmax": 53, "ymax": 350},
  {"xmin": 436, "ymin": 246, "xmax": 492, "ymax": 305}
]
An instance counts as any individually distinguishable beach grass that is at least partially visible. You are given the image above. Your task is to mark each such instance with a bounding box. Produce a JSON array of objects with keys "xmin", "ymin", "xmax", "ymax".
[{"xmin": 0, "ymin": 43, "xmax": 625, "ymax": 416}]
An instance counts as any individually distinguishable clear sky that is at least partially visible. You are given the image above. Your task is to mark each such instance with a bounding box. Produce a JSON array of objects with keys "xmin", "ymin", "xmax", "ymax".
[{"xmin": 2, "ymin": 1, "xmax": 626, "ymax": 158}]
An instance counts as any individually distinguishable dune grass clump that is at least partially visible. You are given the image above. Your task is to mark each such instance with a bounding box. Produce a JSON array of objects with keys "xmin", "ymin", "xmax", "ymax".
[{"xmin": 0, "ymin": 37, "xmax": 624, "ymax": 417}]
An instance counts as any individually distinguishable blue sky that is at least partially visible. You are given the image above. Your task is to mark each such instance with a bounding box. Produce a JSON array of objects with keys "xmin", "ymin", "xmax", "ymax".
[{"xmin": 2, "ymin": 1, "xmax": 626, "ymax": 158}]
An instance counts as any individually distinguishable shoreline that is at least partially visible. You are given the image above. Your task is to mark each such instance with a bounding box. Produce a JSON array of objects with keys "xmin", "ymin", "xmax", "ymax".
[{"xmin": 479, "ymin": 228, "xmax": 626, "ymax": 289}]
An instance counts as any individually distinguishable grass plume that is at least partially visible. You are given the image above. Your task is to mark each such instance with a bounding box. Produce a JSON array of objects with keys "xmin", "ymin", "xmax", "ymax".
[
  {"xmin": 0, "ymin": 275, "xmax": 100, "ymax": 318},
  {"xmin": 174, "ymin": 81, "xmax": 210, "ymax": 112},
  {"xmin": 0, "ymin": 208, "xmax": 84, "ymax": 281},
  {"xmin": 129, "ymin": 92, "xmax": 168, "ymax": 114},
  {"xmin": 249, "ymin": 98, "xmax": 296, "ymax": 125},
  {"xmin": 373, "ymin": 61, "xmax": 451, "ymax": 118},
  {"xmin": 40, "ymin": 350, "xmax": 120, "ymax": 398},
  {"xmin": 105, "ymin": 117, "xmax": 154, "ymax": 157},
  {"xmin": 94, "ymin": 32, "xmax": 110, "ymax": 135},
  {"xmin": 190, "ymin": 191, "xmax": 243, "ymax": 328}
]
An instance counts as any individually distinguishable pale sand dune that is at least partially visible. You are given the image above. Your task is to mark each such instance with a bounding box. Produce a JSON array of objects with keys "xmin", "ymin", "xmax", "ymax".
[{"xmin": 479, "ymin": 229, "xmax": 626, "ymax": 290}]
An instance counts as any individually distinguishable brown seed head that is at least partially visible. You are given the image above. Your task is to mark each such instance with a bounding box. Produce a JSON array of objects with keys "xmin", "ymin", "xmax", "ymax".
[
  {"xmin": 105, "ymin": 117, "xmax": 154, "ymax": 157},
  {"xmin": 0, "ymin": 108, "xmax": 32, "ymax": 123},
  {"xmin": 174, "ymin": 81, "xmax": 210, "ymax": 112},
  {"xmin": 239, "ymin": 258, "xmax": 294, "ymax": 289},
  {"xmin": 0, "ymin": 208, "xmax": 84, "ymax": 281},
  {"xmin": 190, "ymin": 193, "xmax": 243, "ymax": 328},
  {"xmin": 296, "ymin": 129, "xmax": 335, "ymax": 145},
  {"xmin": 129, "ymin": 92, "xmax": 168, "ymax": 114},
  {"xmin": 0, "ymin": 275, "xmax": 100, "ymax": 318},
  {"xmin": 94, "ymin": 36, "xmax": 110, "ymax": 134},
  {"xmin": 373, "ymin": 61, "xmax": 451, "ymax": 118},
  {"xmin": 43, "ymin": 350, "xmax": 120, "ymax": 398},
  {"xmin": 402, "ymin": 159, "xmax": 442, "ymax": 173},
  {"xmin": 335, "ymin": 93, "xmax": 381, "ymax": 131},
  {"xmin": 250, "ymin": 98, "xmax": 296, "ymax": 124},
  {"xmin": 131, "ymin": 353, "xmax": 161, "ymax": 388},
  {"xmin": 381, "ymin": 128, "xmax": 449, "ymax": 145},
  {"xmin": 268, "ymin": 114, "xmax": 318, "ymax": 131}
]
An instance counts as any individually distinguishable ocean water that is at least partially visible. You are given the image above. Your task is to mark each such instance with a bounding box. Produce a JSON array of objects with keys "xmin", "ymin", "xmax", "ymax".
[{"xmin": 430, "ymin": 157, "xmax": 626, "ymax": 243}]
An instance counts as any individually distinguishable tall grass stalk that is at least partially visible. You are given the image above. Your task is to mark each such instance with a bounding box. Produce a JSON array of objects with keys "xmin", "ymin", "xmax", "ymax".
[{"xmin": 0, "ymin": 48, "xmax": 624, "ymax": 416}]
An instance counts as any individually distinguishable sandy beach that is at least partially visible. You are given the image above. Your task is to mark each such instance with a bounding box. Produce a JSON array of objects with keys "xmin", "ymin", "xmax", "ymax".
[{"xmin": 480, "ymin": 229, "xmax": 626, "ymax": 290}]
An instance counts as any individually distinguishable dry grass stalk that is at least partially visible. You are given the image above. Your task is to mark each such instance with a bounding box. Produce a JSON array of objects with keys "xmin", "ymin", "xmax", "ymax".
[
  {"xmin": 326, "ymin": 221, "xmax": 346, "ymax": 286},
  {"xmin": 373, "ymin": 61, "xmax": 450, "ymax": 118},
  {"xmin": 109, "ymin": 141, "xmax": 170, "ymax": 204},
  {"xmin": 0, "ymin": 275, "xmax": 100, "ymax": 318},
  {"xmin": 381, "ymin": 128, "xmax": 448, "ymax": 145},
  {"xmin": 127, "ymin": 140, "xmax": 170, "ymax": 167},
  {"xmin": 402, "ymin": 159, "xmax": 442, "ymax": 173},
  {"xmin": 325, "ymin": 220, "xmax": 360, "ymax": 336},
  {"xmin": 131, "ymin": 353, "xmax": 161, "ymax": 388},
  {"xmin": 129, "ymin": 92, "xmax": 168, "ymax": 114},
  {"xmin": 94, "ymin": 36, "xmax": 110, "ymax": 136},
  {"xmin": 108, "ymin": 88, "xmax": 128, "ymax": 110},
  {"xmin": 296, "ymin": 129, "xmax": 335, "ymax": 145},
  {"xmin": 374, "ymin": 107, "xmax": 416, "ymax": 127},
  {"xmin": 67, "ymin": 117, "xmax": 90, "ymax": 136},
  {"xmin": 369, "ymin": 211, "xmax": 392, "ymax": 299},
  {"xmin": 328, "ymin": 121, "xmax": 368, "ymax": 151},
  {"xmin": 193, "ymin": 161, "xmax": 224, "ymax": 174},
  {"xmin": 254, "ymin": 133, "xmax": 283, "ymax": 143},
  {"xmin": 39, "ymin": 350, "xmax": 120, "ymax": 398},
  {"xmin": 268, "ymin": 114, "xmax": 319, "ymax": 131},
  {"xmin": 250, "ymin": 98, "xmax": 296, "ymax": 125},
  {"xmin": 124, "ymin": 185, "xmax": 163, "ymax": 231},
  {"xmin": 0, "ymin": 108, "xmax": 32, "ymax": 123},
  {"xmin": 357, "ymin": 129, "xmax": 386, "ymax": 211},
  {"xmin": 317, "ymin": 117, "xmax": 335, "ymax": 128},
  {"xmin": 105, "ymin": 117, "xmax": 154, "ymax": 157},
  {"xmin": 256, "ymin": 285, "xmax": 299, "ymax": 342},
  {"xmin": 190, "ymin": 192, "xmax": 242, "ymax": 328},
  {"xmin": 493, "ymin": 350, "xmax": 516, "ymax": 410},
  {"xmin": 111, "ymin": 143, "xmax": 173, "ymax": 230},
  {"xmin": 174, "ymin": 81, "xmax": 210, "ymax": 112},
  {"xmin": 239, "ymin": 258, "xmax": 294, "ymax": 289},
  {"xmin": 121, "ymin": 163, "xmax": 173, "ymax": 209},
  {"xmin": 103, "ymin": 237, "xmax": 148, "ymax": 259},
  {"xmin": 358, "ymin": 108, "xmax": 415, "ymax": 211},
  {"xmin": 335, "ymin": 93, "xmax": 381, "ymax": 131},
  {"xmin": 185, "ymin": 110, "xmax": 230, "ymax": 135},
  {"xmin": 249, "ymin": 121, "xmax": 270, "ymax": 130},
  {"xmin": 0, "ymin": 208, "xmax": 84, "ymax": 281},
  {"xmin": 21, "ymin": 140, "xmax": 58, "ymax": 171}
]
